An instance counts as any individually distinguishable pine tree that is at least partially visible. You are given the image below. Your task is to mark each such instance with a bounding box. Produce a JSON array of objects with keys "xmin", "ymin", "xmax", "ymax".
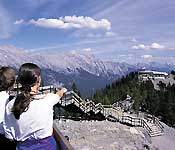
[{"xmin": 71, "ymin": 82, "xmax": 81, "ymax": 97}]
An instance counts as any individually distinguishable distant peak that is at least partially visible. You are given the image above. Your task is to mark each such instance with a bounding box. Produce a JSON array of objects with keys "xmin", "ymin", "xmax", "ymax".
[
  {"xmin": 0, "ymin": 44, "xmax": 25, "ymax": 53},
  {"xmin": 67, "ymin": 51, "xmax": 96, "ymax": 59}
]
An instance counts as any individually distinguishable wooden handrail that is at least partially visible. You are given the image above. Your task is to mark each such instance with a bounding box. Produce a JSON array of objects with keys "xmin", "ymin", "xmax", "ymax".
[
  {"xmin": 102, "ymin": 105, "xmax": 112, "ymax": 108},
  {"xmin": 154, "ymin": 117, "xmax": 164, "ymax": 132},
  {"xmin": 121, "ymin": 115, "xmax": 152, "ymax": 135},
  {"xmin": 63, "ymin": 92, "xmax": 105, "ymax": 114},
  {"xmin": 140, "ymin": 119, "xmax": 152, "ymax": 135},
  {"xmin": 53, "ymin": 122, "xmax": 75, "ymax": 150}
]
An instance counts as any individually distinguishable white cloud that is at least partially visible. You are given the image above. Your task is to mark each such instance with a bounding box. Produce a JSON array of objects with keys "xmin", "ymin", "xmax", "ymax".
[
  {"xmin": 82, "ymin": 48, "xmax": 92, "ymax": 52},
  {"xmin": 141, "ymin": 55, "xmax": 153, "ymax": 59},
  {"xmin": 29, "ymin": 18, "xmax": 65, "ymax": 28},
  {"xmin": 150, "ymin": 42, "xmax": 164, "ymax": 49},
  {"xmin": 131, "ymin": 45, "xmax": 138, "ymax": 49},
  {"xmin": 132, "ymin": 44, "xmax": 147, "ymax": 50},
  {"xmin": 132, "ymin": 42, "xmax": 165, "ymax": 50},
  {"xmin": 24, "ymin": 16, "xmax": 111, "ymax": 30},
  {"xmin": 14, "ymin": 19, "xmax": 24, "ymax": 25}
]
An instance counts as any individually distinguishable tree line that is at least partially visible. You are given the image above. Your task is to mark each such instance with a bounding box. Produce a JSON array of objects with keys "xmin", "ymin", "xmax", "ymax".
[{"xmin": 92, "ymin": 72, "xmax": 175, "ymax": 127}]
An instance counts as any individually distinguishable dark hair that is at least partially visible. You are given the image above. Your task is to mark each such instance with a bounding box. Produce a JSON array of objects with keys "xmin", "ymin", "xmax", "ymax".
[
  {"xmin": 12, "ymin": 63, "xmax": 41, "ymax": 119},
  {"xmin": 0, "ymin": 67, "xmax": 16, "ymax": 92}
]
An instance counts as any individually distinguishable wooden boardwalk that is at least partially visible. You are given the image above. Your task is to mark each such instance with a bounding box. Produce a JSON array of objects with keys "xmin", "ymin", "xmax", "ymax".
[{"xmin": 60, "ymin": 90, "xmax": 164, "ymax": 137}]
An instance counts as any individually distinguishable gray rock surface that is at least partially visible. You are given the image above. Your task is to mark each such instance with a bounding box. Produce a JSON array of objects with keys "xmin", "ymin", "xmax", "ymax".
[
  {"xmin": 54, "ymin": 119, "xmax": 175, "ymax": 150},
  {"xmin": 55, "ymin": 119, "xmax": 152, "ymax": 150}
]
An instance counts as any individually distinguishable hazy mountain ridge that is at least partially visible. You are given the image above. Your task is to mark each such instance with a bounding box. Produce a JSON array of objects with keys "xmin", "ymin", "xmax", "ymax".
[
  {"xmin": 0, "ymin": 45, "xmax": 132, "ymax": 76},
  {"xmin": 0, "ymin": 45, "xmax": 175, "ymax": 96}
]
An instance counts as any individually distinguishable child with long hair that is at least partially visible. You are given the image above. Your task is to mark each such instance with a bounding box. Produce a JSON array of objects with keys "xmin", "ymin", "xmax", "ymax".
[
  {"xmin": 0, "ymin": 66, "xmax": 16, "ymax": 149},
  {"xmin": 4, "ymin": 63, "xmax": 67, "ymax": 150}
]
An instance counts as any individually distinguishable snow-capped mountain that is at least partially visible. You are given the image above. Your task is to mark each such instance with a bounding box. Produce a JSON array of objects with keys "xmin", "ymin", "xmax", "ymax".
[
  {"xmin": 0, "ymin": 45, "xmax": 133, "ymax": 76},
  {"xmin": 0, "ymin": 45, "xmax": 136, "ymax": 96},
  {"xmin": 32, "ymin": 51, "xmax": 135, "ymax": 78},
  {"xmin": 0, "ymin": 45, "xmax": 174, "ymax": 96}
]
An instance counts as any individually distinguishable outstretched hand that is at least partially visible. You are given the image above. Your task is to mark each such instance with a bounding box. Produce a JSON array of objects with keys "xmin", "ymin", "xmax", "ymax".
[{"xmin": 57, "ymin": 88, "xmax": 67, "ymax": 97}]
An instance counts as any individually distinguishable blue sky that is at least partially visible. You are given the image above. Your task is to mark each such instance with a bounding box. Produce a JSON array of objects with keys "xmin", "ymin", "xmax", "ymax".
[{"xmin": 0, "ymin": 0, "xmax": 175, "ymax": 63}]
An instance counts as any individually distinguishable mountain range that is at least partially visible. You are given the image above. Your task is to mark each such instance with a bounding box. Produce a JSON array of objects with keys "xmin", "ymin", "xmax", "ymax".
[{"xmin": 0, "ymin": 45, "xmax": 175, "ymax": 96}]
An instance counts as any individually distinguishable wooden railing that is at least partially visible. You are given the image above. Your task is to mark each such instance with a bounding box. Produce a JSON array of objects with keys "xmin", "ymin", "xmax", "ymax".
[
  {"xmin": 121, "ymin": 115, "xmax": 152, "ymax": 136},
  {"xmin": 62, "ymin": 92, "xmax": 161, "ymax": 137},
  {"xmin": 154, "ymin": 117, "xmax": 164, "ymax": 132},
  {"xmin": 143, "ymin": 114, "xmax": 164, "ymax": 134},
  {"xmin": 61, "ymin": 91, "xmax": 105, "ymax": 115},
  {"xmin": 53, "ymin": 122, "xmax": 75, "ymax": 150},
  {"xmin": 140, "ymin": 119, "xmax": 152, "ymax": 136}
]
